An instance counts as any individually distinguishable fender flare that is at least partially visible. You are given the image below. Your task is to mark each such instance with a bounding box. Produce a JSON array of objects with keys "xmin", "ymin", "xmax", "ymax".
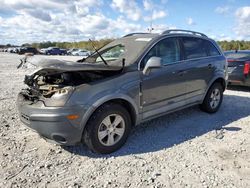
[
  {"xmin": 202, "ymin": 76, "xmax": 226, "ymax": 102},
  {"xmin": 79, "ymin": 94, "xmax": 139, "ymax": 133}
]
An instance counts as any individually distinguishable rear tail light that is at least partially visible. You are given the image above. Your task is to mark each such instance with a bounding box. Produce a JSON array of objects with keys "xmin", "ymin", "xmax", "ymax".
[{"xmin": 244, "ymin": 61, "xmax": 250, "ymax": 75}]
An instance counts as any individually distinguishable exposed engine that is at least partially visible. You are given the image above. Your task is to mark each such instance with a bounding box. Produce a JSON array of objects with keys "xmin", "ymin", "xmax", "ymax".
[{"xmin": 22, "ymin": 70, "xmax": 121, "ymax": 101}]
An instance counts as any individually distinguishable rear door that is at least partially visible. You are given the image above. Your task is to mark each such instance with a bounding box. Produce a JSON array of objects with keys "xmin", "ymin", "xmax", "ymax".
[
  {"xmin": 141, "ymin": 37, "xmax": 188, "ymax": 119},
  {"xmin": 180, "ymin": 37, "xmax": 219, "ymax": 102}
]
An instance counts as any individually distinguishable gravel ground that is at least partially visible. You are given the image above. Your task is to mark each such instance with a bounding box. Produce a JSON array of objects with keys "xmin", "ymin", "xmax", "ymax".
[{"xmin": 0, "ymin": 53, "xmax": 250, "ymax": 188}]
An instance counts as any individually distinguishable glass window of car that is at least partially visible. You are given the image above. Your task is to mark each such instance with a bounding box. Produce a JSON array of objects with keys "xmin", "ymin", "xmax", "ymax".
[
  {"xmin": 182, "ymin": 37, "xmax": 207, "ymax": 59},
  {"xmin": 142, "ymin": 37, "xmax": 180, "ymax": 66},
  {"xmin": 96, "ymin": 45, "xmax": 125, "ymax": 62},
  {"xmin": 204, "ymin": 41, "xmax": 220, "ymax": 56},
  {"xmin": 224, "ymin": 51, "xmax": 250, "ymax": 59}
]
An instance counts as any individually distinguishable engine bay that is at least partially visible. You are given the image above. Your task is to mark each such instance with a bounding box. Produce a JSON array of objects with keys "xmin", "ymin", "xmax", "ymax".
[{"xmin": 22, "ymin": 70, "xmax": 121, "ymax": 101}]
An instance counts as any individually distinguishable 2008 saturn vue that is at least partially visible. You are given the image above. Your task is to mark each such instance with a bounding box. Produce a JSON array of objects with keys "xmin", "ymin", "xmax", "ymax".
[{"xmin": 17, "ymin": 30, "xmax": 227, "ymax": 154}]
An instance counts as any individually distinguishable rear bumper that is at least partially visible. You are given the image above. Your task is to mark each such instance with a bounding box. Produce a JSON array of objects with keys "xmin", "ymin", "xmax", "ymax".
[
  {"xmin": 228, "ymin": 74, "xmax": 250, "ymax": 87},
  {"xmin": 17, "ymin": 93, "xmax": 89, "ymax": 145}
]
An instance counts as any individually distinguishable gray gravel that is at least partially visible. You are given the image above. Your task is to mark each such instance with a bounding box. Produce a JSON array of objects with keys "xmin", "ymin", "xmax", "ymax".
[{"xmin": 0, "ymin": 53, "xmax": 250, "ymax": 188}]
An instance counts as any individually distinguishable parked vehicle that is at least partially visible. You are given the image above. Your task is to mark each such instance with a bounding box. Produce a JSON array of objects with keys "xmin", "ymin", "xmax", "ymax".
[
  {"xmin": 72, "ymin": 49, "xmax": 91, "ymax": 56},
  {"xmin": 60, "ymin": 48, "xmax": 67, "ymax": 55},
  {"xmin": 67, "ymin": 48, "xmax": 79, "ymax": 55},
  {"xmin": 17, "ymin": 30, "xmax": 227, "ymax": 154},
  {"xmin": 39, "ymin": 48, "xmax": 48, "ymax": 54},
  {"xmin": 44, "ymin": 47, "xmax": 67, "ymax": 55},
  {"xmin": 224, "ymin": 50, "xmax": 250, "ymax": 87},
  {"xmin": 18, "ymin": 47, "xmax": 39, "ymax": 55},
  {"xmin": 7, "ymin": 48, "xmax": 14, "ymax": 53},
  {"xmin": 13, "ymin": 47, "xmax": 21, "ymax": 53}
]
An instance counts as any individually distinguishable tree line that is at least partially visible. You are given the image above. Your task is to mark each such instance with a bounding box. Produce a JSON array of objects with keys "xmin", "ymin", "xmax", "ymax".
[
  {"xmin": 22, "ymin": 39, "xmax": 114, "ymax": 51},
  {"xmin": 2, "ymin": 40, "xmax": 250, "ymax": 51},
  {"xmin": 217, "ymin": 41, "xmax": 250, "ymax": 51},
  {"xmin": 27, "ymin": 40, "xmax": 250, "ymax": 51}
]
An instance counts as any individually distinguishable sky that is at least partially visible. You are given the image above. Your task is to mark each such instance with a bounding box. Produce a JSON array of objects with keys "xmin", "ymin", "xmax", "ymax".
[{"xmin": 0, "ymin": 0, "xmax": 249, "ymax": 45}]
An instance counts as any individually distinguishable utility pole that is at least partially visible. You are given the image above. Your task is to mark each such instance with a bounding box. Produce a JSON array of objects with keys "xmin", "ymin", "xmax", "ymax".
[
  {"xmin": 148, "ymin": 20, "xmax": 154, "ymax": 33},
  {"xmin": 147, "ymin": 10, "xmax": 154, "ymax": 33}
]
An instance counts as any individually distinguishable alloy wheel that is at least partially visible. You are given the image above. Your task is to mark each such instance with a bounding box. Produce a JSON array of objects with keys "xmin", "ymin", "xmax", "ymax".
[
  {"xmin": 209, "ymin": 88, "xmax": 221, "ymax": 109},
  {"xmin": 97, "ymin": 114, "xmax": 125, "ymax": 146}
]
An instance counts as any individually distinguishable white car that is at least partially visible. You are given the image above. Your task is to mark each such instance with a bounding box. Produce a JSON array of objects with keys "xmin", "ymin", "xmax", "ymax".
[
  {"xmin": 40, "ymin": 48, "xmax": 48, "ymax": 54},
  {"xmin": 72, "ymin": 49, "xmax": 91, "ymax": 56}
]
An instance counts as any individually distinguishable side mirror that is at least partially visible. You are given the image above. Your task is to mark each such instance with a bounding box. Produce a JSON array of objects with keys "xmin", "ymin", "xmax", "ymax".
[{"xmin": 143, "ymin": 57, "xmax": 162, "ymax": 75}]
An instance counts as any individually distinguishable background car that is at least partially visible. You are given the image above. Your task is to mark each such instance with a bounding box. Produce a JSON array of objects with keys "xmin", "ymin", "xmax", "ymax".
[
  {"xmin": 60, "ymin": 48, "xmax": 67, "ymax": 55},
  {"xmin": 13, "ymin": 47, "xmax": 21, "ymax": 53},
  {"xmin": 39, "ymin": 48, "xmax": 48, "ymax": 54},
  {"xmin": 72, "ymin": 49, "xmax": 91, "ymax": 56},
  {"xmin": 224, "ymin": 50, "xmax": 250, "ymax": 87},
  {"xmin": 18, "ymin": 47, "xmax": 39, "ymax": 55},
  {"xmin": 67, "ymin": 48, "xmax": 79, "ymax": 55},
  {"xmin": 7, "ymin": 48, "xmax": 14, "ymax": 53},
  {"xmin": 44, "ymin": 47, "xmax": 67, "ymax": 55}
]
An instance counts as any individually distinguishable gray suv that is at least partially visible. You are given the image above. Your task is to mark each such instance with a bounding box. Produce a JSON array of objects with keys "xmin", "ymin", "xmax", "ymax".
[{"xmin": 17, "ymin": 30, "xmax": 227, "ymax": 154}]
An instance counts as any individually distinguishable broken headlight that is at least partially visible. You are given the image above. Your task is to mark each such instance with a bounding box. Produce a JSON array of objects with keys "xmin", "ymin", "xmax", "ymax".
[{"xmin": 44, "ymin": 86, "xmax": 74, "ymax": 107}]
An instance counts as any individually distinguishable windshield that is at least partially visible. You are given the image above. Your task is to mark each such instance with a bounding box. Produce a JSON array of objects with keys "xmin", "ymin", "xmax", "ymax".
[
  {"xmin": 96, "ymin": 45, "xmax": 125, "ymax": 62},
  {"xmin": 84, "ymin": 35, "xmax": 155, "ymax": 66}
]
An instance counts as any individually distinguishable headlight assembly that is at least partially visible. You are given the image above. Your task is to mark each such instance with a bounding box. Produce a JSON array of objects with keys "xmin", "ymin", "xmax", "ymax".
[{"xmin": 44, "ymin": 86, "xmax": 74, "ymax": 107}]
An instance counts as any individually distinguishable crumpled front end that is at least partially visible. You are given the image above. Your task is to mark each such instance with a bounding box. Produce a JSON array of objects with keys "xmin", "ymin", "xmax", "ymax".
[
  {"xmin": 17, "ymin": 92, "xmax": 90, "ymax": 145},
  {"xmin": 17, "ymin": 58, "xmax": 123, "ymax": 145}
]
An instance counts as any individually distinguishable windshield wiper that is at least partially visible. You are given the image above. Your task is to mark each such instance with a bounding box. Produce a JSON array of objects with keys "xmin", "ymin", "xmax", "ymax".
[{"xmin": 89, "ymin": 39, "xmax": 108, "ymax": 66}]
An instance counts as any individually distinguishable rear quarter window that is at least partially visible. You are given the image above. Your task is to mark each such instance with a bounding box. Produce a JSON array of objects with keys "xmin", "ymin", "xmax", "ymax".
[{"xmin": 204, "ymin": 41, "xmax": 220, "ymax": 56}]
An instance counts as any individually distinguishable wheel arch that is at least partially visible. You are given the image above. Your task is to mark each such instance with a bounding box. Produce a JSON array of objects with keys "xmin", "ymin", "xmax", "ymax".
[
  {"xmin": 80, "ymin": 95, "xmax": 139, "ymax": 137},
  {"xmin": 202, "ymin": 76, "xmax": 226, "ymax": 102},
  {"xmin": 214, "ymin": 77, "xmax": 226, "ymax": 91}
]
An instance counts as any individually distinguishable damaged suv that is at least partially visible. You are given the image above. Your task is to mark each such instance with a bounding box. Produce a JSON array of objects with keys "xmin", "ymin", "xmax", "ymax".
[{"xmin": 17, "ymin": 30, "xmax": 227, "ymax": 154}]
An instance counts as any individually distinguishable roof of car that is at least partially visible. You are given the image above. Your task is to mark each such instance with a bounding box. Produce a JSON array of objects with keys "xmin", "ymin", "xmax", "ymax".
[
  {"xmin": 90, "ymin": 29, "xmax": 214, "ymax": 67},
  {"xmin": 123, "ymin": 29, "xmax": 209, "ymax": 40}
]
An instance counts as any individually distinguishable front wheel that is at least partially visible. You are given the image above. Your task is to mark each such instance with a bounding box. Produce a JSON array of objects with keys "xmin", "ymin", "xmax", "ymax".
[
  {"xmin": 83, "ymin": 103, "xmax": 131, "ymax": 154},
  {"xmin": 200, "ymin": 83, "xmax": 223, "ymax": 113}
]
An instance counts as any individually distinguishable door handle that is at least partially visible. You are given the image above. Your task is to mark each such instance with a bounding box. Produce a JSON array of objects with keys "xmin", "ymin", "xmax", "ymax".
[{"xmin": 178, "ymin": 70, "xmax": 187, "ymax": 76}]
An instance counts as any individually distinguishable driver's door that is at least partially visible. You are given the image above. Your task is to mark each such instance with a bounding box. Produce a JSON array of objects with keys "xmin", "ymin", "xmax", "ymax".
[{"xmin": 141, "ymin": 37, "xmax": 188, "ymax": 120}]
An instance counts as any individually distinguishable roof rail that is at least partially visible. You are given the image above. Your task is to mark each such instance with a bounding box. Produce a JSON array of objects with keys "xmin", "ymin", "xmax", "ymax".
[
  {"xmin": 123, "ymin": 32, "xmax": 150, "ymax": 37},
  {"xmin": 162, "ymin": 29, "xmax": 207, "ymax": 37}
]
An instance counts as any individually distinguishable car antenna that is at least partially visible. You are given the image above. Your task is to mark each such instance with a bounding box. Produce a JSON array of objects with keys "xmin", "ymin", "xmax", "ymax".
[{"xmin": 89, "ymin": 39, "xmax": 108, "ymax": 66}]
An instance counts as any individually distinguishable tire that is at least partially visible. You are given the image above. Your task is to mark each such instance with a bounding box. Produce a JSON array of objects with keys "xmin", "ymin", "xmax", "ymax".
[
  {"xmin": 83, "ymin": 103, "xmax": 131, "ymax": 154},
  {"xmin": 200, "ymin": 83, "xmax": 223, "ymax": 113}
]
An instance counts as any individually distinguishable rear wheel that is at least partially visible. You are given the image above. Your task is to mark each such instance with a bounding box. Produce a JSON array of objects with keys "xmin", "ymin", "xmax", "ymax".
[
  {"xmin": 83, "ymin": 103, "xmax": 131, "ymax": 154},
  {"xmin": 200, "ymin": 83, "xmax": 223, "ymax": 113}
]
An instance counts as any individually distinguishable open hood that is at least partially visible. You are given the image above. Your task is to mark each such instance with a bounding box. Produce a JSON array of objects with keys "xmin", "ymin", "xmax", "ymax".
[
  {"xmin": 26, "ymin": 58, "xmax": 122, "ymax": 76},
  {"xmin": 22, "ymin": 58, "xmax": 124, "ymax": 98}
]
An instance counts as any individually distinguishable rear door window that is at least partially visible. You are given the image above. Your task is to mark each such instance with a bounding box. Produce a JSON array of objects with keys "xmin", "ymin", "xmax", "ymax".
[{"xmin": 182, "ymin": 37, "xmax": 207, "ymax": 59}]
